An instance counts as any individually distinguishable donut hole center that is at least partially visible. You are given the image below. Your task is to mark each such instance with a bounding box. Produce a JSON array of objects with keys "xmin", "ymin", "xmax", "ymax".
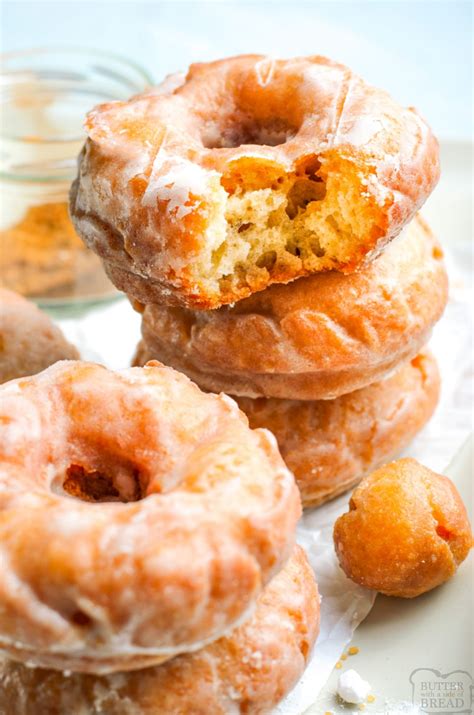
[
  {"xmin": 60, "ymin": 463, "xmax": 146, "ymax": 503},
  {"xmin": 201, "ymin": 116, "xmax": 296, "ymax": 149}
]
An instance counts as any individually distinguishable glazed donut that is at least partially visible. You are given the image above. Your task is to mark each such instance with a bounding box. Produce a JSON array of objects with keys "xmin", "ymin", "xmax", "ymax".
[
  {"xmin": 133, "ymin": 350, "xmax": 440, "ymax": 508},
  {"xmin": 236, "ymin": 352, "xmax": 440, "ymax": 508},
  {"xmin": 132, "ymin": 215, "xmax": 447, "ymax": 400},
  {"xmin": 333, "ymin": 459, "xmax": 472, "ymax": 597},
  {"xmin": 0, "ymin": 289, "xmax": 79, "ymax": 383},
  {"xmin": 0, "ymin": 547, "xmax": 319, "ymax": 715},
  {"xmin": 70, "ymin": 54, "xmax": 439, "ymax": 310},
  {"xmin": 0, "ymin": 361, "xmax": 300, "ymax": 673}
]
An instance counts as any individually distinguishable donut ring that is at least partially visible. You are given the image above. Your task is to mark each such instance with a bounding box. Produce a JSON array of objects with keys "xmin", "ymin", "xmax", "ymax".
[
  {"xmin": 132, "ymin": 216, "xmax": 447, "ymax": 400},
  {"xmin": 0, "ymin": 361, "xmax": 300, "ymax": 673},
  {"xmin": 0, "ymin": 547, "xmax": 319, "ymax": 715},
  {"xmin": 236, "ymin": 352, "xmax": 440, "ymax": 508},
  {"xmin": 70, "ymin": 54, "xmax": 439, "ymax": 309},
  {"xmin": 0, "ymin": 289, "xmax": 79, "ymax": 384}
]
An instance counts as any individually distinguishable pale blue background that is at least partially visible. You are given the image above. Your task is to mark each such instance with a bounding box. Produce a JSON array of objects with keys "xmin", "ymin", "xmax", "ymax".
[{"xmin": 1, "ymin": 0, "xmax": 472, "ymax": 140}]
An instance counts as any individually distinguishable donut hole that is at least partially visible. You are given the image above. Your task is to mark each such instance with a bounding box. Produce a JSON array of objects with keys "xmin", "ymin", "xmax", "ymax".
[
  {"xmin": 59, "ymin": 463, "xmax": 145, "ymax": 503},
  {"xmin": 201, "ymin": 116, "xmax": 296, "ymax": 149}
]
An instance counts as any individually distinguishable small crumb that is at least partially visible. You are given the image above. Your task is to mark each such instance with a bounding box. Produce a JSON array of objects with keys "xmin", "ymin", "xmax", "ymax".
[
  {"xmin": 337, "ymin": 669, "xmax": 371, "ymax": 704},
  {"xmin": 359, "ymin": 705, "xmax": 366, "ymax": 711},
  {"xmin": 341, "ymin": 654, "xmax": 348, "ymax": 661},
  {"xmin": 335, "ymin": 661, "xmax": 343, "ymax": 669},
  {"xmin": 367, "ymin": 694, "xmax": 376, "ymax": 703},
  {"xmin": 324, "ymin": 712, "xmax": 333, "ymax": 715},
  {"xmin": 348, "ymin": 646, "xmax": 360, "ymax": 655}
]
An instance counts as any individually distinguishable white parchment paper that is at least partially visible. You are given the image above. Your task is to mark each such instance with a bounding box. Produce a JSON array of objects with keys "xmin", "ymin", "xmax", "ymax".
[{"xmin": 58, "ymin": 237, "xmax": 472, "ymax": 715}]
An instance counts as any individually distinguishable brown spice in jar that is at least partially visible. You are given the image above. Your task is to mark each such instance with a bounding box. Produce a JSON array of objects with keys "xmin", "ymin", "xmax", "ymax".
[{"xmin": 0, "ymin": 202, "xmax": 115, "ymax": 300}]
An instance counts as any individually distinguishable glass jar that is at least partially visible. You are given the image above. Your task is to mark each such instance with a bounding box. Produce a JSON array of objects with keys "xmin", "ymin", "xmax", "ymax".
[{"xmin": 0, "ymin": 48, "xmax": 152, "ymax": 313}]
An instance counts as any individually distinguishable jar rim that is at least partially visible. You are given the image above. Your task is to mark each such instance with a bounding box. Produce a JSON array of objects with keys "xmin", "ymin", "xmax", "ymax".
[
  {"xmin": 1, "ymin": 45, "xmax": 154, "ymax": 96},
  {"xmin": 0, "ymin": 46, "xmax": 154, "ymax": 182}
]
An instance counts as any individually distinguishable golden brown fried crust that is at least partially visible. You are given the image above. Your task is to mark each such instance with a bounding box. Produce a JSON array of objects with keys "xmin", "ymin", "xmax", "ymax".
[
  {"xmin": 0, "ymin": 361, "xmax": 300, "ymax": 673},
  {"xmin": 236, "ymin": 351, "xmax": 440, "ymax": 508},
  {"xmin": 0, "ymin": 547, "xmax": 319, "ymax": 715},
  {"xmin": 133, "ymin": 216, "xmax": 448, "ymax": 400},
  {"xmin": 333, "ymin": 459, "xmax": 473, "ymax": 598},
  {"xmin": 0, "ymin": 289, "xmax": 79, "ymax": 383},
  {"xmin": 70, "ymin": 55, "xmax": 439, "ymax": 309}
]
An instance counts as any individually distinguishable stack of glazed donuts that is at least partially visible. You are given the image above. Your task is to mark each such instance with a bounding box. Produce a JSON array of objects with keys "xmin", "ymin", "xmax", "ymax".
[
  {"xmin": 0, "ymin": 358, "xmax": 319, "ymax": 713},
  {"xmin": 70, "ymin": 54, "xmax": 447, "ymax": 509},
  {"xmin": 0, "ymin": 54, "xmax": 459, "ymax": 714}
]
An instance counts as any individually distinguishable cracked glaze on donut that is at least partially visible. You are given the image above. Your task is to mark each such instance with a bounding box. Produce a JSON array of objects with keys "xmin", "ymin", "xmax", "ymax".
[{"xmin": 70, "ymin": 55, "xmax": 440, "ymax": 309}]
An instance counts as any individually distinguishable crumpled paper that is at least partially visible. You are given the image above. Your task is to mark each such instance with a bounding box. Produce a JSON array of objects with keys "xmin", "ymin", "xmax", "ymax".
[
  {"xmin": 278, "ymin": 503, "xmax": 376, "ymax": 714},
  {"xmin": 58, "ymin": 236, "xmax": 472, "ymax": 714}
]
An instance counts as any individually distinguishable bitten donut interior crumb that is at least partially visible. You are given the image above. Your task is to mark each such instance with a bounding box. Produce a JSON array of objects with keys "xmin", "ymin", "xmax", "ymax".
[{"xmin": 189, "ymin": 153, "xmax": 386, "ymax": 297}]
